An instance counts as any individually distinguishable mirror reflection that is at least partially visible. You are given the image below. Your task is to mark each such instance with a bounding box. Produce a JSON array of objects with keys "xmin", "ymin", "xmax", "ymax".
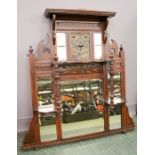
[
  {"xmin": 60, "ymin": 79, "xmax": 104, "ymax": 138},
  {"xmin": 109, "ymin": 72, "xmax": 122, "ymax": 130},
  {"xmin": 56, "ymin": 33, "xmax": 67, "ymax": 61},
  {"xmin": 93, "ymin": 33, "xmax": 102, "ymax": 59},
  {"xmin": 37, "ymin": 77, "xmax": 57, "ymax": 142}
]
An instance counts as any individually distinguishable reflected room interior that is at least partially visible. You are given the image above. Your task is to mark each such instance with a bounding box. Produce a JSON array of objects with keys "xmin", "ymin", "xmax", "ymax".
[
  {"xmin": 60, "ymin": 79, "xmax": 104, "ymax": 138},
  {"xmin": 109, "ymin": 72, "xmax": 122, "ymax": 130},
  {"xmin": 37, "ymin": 77, "xmax": 57, "ymax": 142},
  {"xmin": 37, "ymin": 78, "xmax": 105, "ymax": 141}
]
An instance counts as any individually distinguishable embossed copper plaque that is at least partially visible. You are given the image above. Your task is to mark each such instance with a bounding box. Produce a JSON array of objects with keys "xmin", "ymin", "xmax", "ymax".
[{"xmin": 70, "ymin": 33, "xmax": 90, "ymax": 61}]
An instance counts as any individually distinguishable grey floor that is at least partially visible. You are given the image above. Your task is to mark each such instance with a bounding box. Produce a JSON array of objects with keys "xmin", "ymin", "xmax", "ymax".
[{"xmin": 17, "ymin": 117, "xmax": 136, "ymax": 155}]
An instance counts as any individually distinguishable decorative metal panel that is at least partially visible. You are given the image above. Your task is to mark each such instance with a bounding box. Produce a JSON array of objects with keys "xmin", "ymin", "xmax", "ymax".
[{"xmin": 71, "ymin": 33, "xmax": 90, "ymax": 61}]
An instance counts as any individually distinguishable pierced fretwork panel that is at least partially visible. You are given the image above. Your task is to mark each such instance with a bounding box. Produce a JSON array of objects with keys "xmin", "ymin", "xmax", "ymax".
[{"xmin": 70, "ymin": 33, "xmax": 90, "ymax": 61}]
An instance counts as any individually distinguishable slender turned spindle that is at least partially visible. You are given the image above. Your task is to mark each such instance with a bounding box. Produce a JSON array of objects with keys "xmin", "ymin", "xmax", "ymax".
[
  {"xmin": 53, "ymin": 54, "xmax": 61, "ymax": 115},
  {"xmin": 109, "ymin": 51, "xmax": 115, "ymax": 113},
  {"xmin": 51, "ymin": 14, "xmax": 62, "ymax": 140}
]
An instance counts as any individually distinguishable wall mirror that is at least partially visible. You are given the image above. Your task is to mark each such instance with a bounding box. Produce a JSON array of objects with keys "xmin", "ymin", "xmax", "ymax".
[
  {"xmin": 36, "ymin": 77, "xmax": 57, "ymax": 142},
  {"xmin": 60, "ymin": 79, "xmax": 104, "ymax": 138},
  {"xmin": 22, "ymin": 9, "xmax": 134, "ymax": 150}
]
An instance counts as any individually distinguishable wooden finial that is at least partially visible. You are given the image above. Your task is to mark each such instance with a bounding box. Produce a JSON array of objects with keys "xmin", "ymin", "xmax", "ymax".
[
  {"xmin": 119, "ymin": 45, "xmax": 124, "ymax": 57},
  {"xmin": 120, "ymin": 44, "xmax": 123, "ymax": 51},
  {"xmin": 29, "ymin": 46, "xmax": 33, "ymax": 53},
  {"xmin": 53, "ymin": 53, "xmax": 58, "ymax": 61}
]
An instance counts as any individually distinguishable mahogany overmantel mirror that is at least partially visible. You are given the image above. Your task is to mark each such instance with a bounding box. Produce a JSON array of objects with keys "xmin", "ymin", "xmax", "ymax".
[{"xmin": 22, "ymin": 9, "xmax": 134, "ymax": 150}]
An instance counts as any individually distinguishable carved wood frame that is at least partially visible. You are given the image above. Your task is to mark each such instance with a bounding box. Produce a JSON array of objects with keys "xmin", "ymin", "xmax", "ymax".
[{"xmin": 22, "ymin": 9, "xmax": 134, "ymax": 150}]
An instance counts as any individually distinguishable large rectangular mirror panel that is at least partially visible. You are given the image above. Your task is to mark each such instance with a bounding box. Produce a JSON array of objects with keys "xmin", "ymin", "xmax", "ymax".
[{"xmin": 60, "ymin": 79, "xmax": 104, "ymax": 138}]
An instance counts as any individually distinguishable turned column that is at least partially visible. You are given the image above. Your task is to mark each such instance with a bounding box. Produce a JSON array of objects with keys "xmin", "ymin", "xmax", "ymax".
[
  {"xmin": 109, "ymin": 53, "xmax": 115, "ymax": 113},
  {"xmin": 51, "ymin": 14, "xmax": 62, "ymax": 140},
  {"xmin": 103, "ymin": 63, "xmax": 109, "ymax": 132}
]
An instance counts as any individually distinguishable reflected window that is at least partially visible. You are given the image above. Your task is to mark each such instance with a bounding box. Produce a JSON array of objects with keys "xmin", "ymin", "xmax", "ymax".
[
  {"xmin": 56, "ymin": 33, "xmax": 67, "ymax": 61},
  {"xmin": 94, "ymin": 33, "xmax": 102, "ymax": 59}
]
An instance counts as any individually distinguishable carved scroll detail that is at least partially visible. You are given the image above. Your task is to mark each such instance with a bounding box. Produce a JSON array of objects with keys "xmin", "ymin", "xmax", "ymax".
[{"xmin": 102, "ymin": 19, "xmax": 109, "ymax": 44}]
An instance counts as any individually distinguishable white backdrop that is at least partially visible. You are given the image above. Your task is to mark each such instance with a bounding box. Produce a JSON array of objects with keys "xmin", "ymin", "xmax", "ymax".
[{"xmin": 17, "ymin": 0, "xmax": 137, "ymax": 132}]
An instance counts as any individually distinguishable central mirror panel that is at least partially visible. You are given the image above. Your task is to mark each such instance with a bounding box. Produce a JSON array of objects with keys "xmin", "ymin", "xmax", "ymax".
[
  {"xmin": 60, "ymin": 79, "xmax": 104, "ymax": 138},
  {"xmin": 37, "ymin": 77, "xmax": 57, "ymax": 142}
]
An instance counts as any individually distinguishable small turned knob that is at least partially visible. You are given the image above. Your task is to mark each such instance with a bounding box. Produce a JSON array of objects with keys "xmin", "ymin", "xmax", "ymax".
[
  {"xmin": 120, "ymin": 45, "xmax": 123, "ymax": 51},
  {"xmin": 53, "ymin": 53, "xmax": 58, "ymax": 61},
  {"xmin": 29, "ymin": 46, "xmax": 33, "ymax": 53},
  {"xmin": 119, "ymin": 45, "xmax": 124, "ymax": 57}
]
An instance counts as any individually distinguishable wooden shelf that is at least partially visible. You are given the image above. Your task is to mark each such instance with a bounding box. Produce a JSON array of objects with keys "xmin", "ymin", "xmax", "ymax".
[{"xmin": 44, "ymin": 9, "xmax": 116, "ymax": 21}]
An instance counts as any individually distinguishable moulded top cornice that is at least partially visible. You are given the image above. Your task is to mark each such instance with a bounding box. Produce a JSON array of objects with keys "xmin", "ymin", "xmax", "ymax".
[{"xmin": 44, "ymin": 8, "xmax": 116, "ymax": 21}]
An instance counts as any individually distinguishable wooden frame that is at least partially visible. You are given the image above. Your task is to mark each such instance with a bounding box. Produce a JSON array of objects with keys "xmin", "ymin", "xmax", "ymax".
[{"xmin": 22, "ymin": 9, "xmax": 134, "ymax": 150}]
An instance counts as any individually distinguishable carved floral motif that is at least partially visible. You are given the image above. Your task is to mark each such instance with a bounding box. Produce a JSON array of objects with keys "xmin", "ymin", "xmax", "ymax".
[{"xmin": 71, "ymin": 33, "xmax": 90, "ymax": 61}]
